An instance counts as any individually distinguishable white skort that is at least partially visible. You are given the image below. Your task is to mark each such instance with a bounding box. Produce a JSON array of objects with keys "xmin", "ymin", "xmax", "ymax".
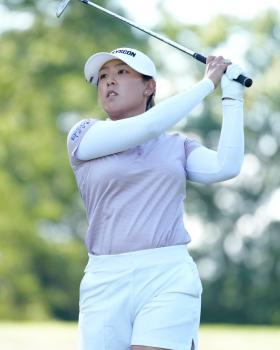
[{"xmin": 79, "ymin": 245, "xmax": 203, "ymax": 350}]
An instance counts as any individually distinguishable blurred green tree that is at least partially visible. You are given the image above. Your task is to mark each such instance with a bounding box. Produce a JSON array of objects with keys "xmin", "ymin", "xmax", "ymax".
[
  {"xmin": 0, "ymin": 0, "xmax": 148, "ymax": 320},
  {"xmin": 155, "ymin": 9, "xmax": 280, "ymax": 324}
]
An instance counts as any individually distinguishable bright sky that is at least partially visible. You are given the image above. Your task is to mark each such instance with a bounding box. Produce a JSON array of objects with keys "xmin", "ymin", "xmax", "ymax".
[
  {"xmin": 0, "ymin": 0, "xmax": 279, "ymax": 34},
  {"xmin": 0, "ymin": 0, "xmax": 279, "ymax": 33},
  {"xmin": 117, "ymin": 0, "xmax": 280, "ymax": 26}
]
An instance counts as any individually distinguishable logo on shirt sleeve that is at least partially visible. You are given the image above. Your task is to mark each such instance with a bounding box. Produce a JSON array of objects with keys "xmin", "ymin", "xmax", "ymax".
[{"xmin": 70, "ymin": 119, "xmax": 91, "ymax": 142}]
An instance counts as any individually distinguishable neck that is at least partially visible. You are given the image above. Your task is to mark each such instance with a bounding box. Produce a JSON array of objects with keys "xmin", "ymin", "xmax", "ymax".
[{"xmin": 108, "ymin": 104, "xmax": 146, "ymax": 121}]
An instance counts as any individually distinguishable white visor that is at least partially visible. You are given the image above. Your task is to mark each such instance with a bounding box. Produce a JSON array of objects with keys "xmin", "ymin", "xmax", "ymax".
[{"xmin": 84, "ymin": 47, "xmax": 157, "ymax": 85}]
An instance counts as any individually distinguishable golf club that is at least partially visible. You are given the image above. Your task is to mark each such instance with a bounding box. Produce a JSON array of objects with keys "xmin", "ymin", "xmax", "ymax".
[{"xmin": 56, "ymin": 0, "xmax": 253, "ymax": 87}]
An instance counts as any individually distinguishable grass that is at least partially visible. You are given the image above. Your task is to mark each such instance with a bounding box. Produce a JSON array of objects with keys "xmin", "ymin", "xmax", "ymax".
[
  {"xmin": 0, "ymin": 322, "xmax": 279, "ymax": 350},
  {"xmin": 199, "ymin": 324, "xmax": 280, "ymax": 350}
]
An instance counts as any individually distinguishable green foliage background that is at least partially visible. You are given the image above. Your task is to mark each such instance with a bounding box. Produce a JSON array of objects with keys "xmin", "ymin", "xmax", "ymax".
[{"xmin": 0, "ymin": 0, "xmax": 279, "ymax": 323}]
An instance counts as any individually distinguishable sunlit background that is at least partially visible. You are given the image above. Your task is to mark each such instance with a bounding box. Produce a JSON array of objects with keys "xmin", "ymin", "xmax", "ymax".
[{"xmin": 0, "ymin": 0, "xmax": 280, "ymax": 349}]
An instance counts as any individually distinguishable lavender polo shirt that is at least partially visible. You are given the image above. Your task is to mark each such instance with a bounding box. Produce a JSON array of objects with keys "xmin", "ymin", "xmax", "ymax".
[{"xmin": 67, "ymin": 118, "xmax": 200, "ymax": 255}]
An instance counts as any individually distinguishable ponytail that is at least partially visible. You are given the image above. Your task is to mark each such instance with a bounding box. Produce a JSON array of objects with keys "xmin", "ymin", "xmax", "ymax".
[{"xmin": 142, "ymin": 74, "xmax": 156, "ymax": 111}]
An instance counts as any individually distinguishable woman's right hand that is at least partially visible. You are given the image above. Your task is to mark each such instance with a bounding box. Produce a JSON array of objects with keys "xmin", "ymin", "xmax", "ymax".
[{"xmin": 204, "ymin": 56, "xmax": 231, "ymax": 88}]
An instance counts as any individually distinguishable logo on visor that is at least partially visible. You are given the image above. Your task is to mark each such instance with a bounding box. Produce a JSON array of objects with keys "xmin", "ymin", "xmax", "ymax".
[{"xmin": 111, "ymin": 49, "xmax": 136, "ymax": 58}]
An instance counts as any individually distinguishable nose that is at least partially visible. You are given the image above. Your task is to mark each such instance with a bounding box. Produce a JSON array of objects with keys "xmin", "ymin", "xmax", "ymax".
[{"xmin": 106, "ymin": 74, "xmax": 117, "ymax": 86}]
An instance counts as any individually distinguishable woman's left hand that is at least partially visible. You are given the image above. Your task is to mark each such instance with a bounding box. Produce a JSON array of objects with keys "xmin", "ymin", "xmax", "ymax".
[
  {"xmin": 204, "ymin": 56, "xmax": 231, "ymax": 88},
  {"xmin": 221, "ymin": 64, "xmax": 245, "ymax": 102}
]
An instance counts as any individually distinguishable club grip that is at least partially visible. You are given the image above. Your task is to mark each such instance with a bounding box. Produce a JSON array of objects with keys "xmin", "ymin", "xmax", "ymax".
[
  {"xmin": 233, "ymin": 74, "xmax": 252, "ymax": 87},
  {"xmin": 193, "ymin": 53, "xmax": 207, "ymax": 64},
  {"xmin": 192, "ymin": 53, "xmax": 253, "ymax": 88}
]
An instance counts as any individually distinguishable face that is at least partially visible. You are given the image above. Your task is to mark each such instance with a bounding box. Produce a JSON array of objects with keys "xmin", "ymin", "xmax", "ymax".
[{"xmin": 97, "ymin": 59, "xmax": 156, "ymax": 120}]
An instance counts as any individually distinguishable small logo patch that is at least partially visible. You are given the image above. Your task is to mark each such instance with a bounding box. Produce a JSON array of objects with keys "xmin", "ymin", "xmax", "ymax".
[
  {"xmin": 111, "ymin": 49, "xmax": 136, "ymax": 58},
  {"xmin": 70, "ymin": 119, "xmax": 91, "ymax": 142}
]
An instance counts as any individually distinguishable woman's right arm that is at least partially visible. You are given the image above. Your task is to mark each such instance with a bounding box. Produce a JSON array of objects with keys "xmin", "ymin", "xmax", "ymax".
[
  {"xmin": 76, "ymin": 56, "xmax": 229, "ymax": 160},
  {"xmin": 76, "ymin": 79, "xmax": 213, "ymax": 160}
]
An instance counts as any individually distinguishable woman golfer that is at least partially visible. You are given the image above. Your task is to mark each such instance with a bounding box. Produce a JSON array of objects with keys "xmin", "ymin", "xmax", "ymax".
[{"xmin": 67, "ymin": 47, "xmax": 245, "ymax": 350}]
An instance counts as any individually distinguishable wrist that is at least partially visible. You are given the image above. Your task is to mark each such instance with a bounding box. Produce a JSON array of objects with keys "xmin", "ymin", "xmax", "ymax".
[
  {"xmin": 202, "ymin": 78, "xmax": 215, "ymax": 92},
  {"xmin": 221, "ymin": 91, "xmax": 244, "ymax": 102},
  {"xmin": 222, "ymin": 98, "xmax": 243, "ymax": 107}
]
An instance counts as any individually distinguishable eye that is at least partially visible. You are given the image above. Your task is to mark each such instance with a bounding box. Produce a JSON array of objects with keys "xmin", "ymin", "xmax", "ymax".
[
  {"xmin": 118, "ymin": 69, "xmax": 129, "ymax": 75},
  {"xmin": 99, "ymin": 73, "xmax": 107, "ymax": 80}
]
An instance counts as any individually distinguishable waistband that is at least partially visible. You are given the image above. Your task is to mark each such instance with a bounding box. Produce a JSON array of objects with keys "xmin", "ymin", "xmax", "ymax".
[{"xmin": 85, "ymin": 244, "xmax": 192, "ymax": 272}]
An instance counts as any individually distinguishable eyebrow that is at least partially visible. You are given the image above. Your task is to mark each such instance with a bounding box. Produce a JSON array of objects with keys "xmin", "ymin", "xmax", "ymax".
[{"xmin": 99, "ymin": 62, "xmax": 128, "ymax": 72}]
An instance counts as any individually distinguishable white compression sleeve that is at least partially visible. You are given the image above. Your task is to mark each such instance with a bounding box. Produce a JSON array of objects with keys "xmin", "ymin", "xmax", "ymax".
[
  {"xmin": 76, "ymin": 79, "xmax": 214, "ymax": 160},
  {"xmin": 186, "ymin": 99, "xmax": 244, "ymax": 184}
]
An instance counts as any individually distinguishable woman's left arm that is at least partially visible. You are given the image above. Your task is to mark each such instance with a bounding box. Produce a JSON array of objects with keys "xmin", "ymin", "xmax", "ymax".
[{"xmin": 186, "ymin": 64, "xmax": 245, "ymax": 184}]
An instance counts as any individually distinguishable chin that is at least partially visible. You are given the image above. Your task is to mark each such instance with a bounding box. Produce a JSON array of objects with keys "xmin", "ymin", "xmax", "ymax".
[
  {"xmin": 105, "ymin": 110, "xmax": 122, "ymax": 121},
  {"xmin": 108, "ymin": 115, "xmax": 120, "ymax": 121},
  {"xmin": 105, "ymin": 105, "xmax": 128, "ymax": 120}
]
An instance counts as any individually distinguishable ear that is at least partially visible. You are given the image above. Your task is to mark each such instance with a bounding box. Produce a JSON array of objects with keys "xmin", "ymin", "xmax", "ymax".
[{"xmin": 144, "ymin": 79, "xmax": 156, "ymax": 97}]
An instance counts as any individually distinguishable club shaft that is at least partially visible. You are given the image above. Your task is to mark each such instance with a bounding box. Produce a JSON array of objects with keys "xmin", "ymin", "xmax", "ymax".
[
  {"xmin": 81, "ymin": 0, "xmax": 195, "ymax": 57},
  {"xmin": 80, "ymin": 0, "xmax": 252, "ymax": 87}
]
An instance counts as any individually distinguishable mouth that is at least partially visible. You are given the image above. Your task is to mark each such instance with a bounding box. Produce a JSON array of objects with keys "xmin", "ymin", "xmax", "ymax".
[{"xmin": 106, "ymin": 90, "xmax": 118, "ymax": 98}]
